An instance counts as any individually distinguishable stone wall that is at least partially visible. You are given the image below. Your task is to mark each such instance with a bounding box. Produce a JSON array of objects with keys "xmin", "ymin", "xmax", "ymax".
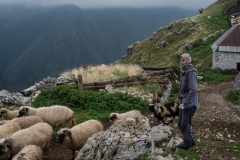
[
  {"xmin": 230, "ymin": 15, "xmax": 240, "ymax": 27},
  {"xmin": 212, "ymin": 52, "xmax": 240, "ymax": 70}
]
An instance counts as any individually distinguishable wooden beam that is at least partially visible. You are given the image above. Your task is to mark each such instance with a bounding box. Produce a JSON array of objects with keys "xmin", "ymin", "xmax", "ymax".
[{"xmin": 77, "ymin": 74, "xmax": 83, "ymax": 92}]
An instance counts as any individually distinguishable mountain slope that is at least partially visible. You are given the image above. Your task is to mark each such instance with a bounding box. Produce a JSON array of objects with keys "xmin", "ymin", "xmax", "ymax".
[
  {"xmin": 121, "ymin": 0, "xmax": 237, "ymax": 71},
  {"xmin": 0, "ymin": 4, "xmax": 197, "ymax": 91}
]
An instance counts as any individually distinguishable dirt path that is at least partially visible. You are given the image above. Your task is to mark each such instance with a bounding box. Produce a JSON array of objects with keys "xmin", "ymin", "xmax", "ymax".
[
  {"xmin": 196, "ymin": 81, "xmax": 240, "ymax": 122},
  {"xmin": 46, "ymin": 81, "xmax": 240, "ymax": 160},
  {"xmin": 193, "ymin": 81, "xmax": 240, "ymax": 160}
]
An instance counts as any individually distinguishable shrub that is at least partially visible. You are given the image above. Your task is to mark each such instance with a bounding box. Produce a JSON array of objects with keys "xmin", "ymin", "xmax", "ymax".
[
  {"xmin": 199, "ymin": 8, "xmax": 204, "ymax": 14},
  {"xmin": 32, "ymin": 84, "xmax": 149, "ymax": 112},
  {"xmin": 226, "ymin": 90, "xmax": 240, "ymax": 105},
  {"xmin": 171, "ymin": 82, "xmax": 180, "ymax": 94}
]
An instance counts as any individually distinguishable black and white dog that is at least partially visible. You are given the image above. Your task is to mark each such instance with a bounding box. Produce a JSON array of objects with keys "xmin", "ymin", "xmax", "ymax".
[{"xmin": 148, "ymin": 102, "xmax": 179, "ymax": 125}]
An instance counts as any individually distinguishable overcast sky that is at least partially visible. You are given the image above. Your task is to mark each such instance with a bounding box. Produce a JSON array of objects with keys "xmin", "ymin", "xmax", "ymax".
[{"xmin": 0, "ymin": 0, "xmax": 216, "ymax": 10}]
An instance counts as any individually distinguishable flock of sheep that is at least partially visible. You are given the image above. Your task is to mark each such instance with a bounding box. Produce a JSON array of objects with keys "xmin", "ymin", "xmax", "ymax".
[
  {"xmin": 0, "ymin": 101, "xmax": 179, "ymax": 160},
  {"xmin": 0, "ymin": 106, "xmax": 143, "ymax": 160}
]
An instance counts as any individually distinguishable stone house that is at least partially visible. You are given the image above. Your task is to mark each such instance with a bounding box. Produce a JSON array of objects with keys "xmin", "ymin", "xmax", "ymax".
[{"xmin": 211, "ymin": 25, "xmax": 240, "ymax": 70}]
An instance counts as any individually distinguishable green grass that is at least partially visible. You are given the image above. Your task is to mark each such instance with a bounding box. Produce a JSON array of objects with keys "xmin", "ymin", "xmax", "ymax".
[
  {"xmin": 0, "ymin": 153, "xmax": 8, "ymax": 160},
  {"xmin": 188, "ymin": 32, "xmax": 224, "ymax": 70},
  {"xmin": 167, "ymin": 82, "xmax": 180, "ymax": 102},
  {"xmin": 155, "ymin": 122, "xmax": 240, "ymax": 160},
  {"xmin": 112, "ymin": 70, "xmax": 129, "ymax": 78},
  {"xmin": 137, "ymin": 152, "xmax": 152, "ymax": 160},
  {"xmin": 222, "ymin": 142, "xmax": 240, "ymax": 156},
  {"xmin": 173, "ymin": 148, "xmax": 200, "ymax": 160},
  {"xmin": 155, "ymin": 123, "xmax": 201, "ymax": 160},
  {"xmin": 226, "ymin": 90, "xmax": 240, "ymax": 105},
  {"xmin": 160, "ymin": 140, "xmax": 234, "ymax": 160},
  {"xmin": 198, "ymin": 68, "xmax": 235, "ymax": 84},
  {"xmin": 31, "ymin": 84, "xmax": 149, "ymax": 124},
  {"xmin": 73, "ymin": 109, "xmax": 112, "ymax": 124},
  {"xmin": 161, "ymin": 145, "xmax": 200, "ymax": 160}
]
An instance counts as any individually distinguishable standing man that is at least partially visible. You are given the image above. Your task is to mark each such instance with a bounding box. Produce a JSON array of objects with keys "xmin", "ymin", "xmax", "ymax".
[{"xmin": 176, "ymin": 53, "xmax": 198, "ymax": 150}]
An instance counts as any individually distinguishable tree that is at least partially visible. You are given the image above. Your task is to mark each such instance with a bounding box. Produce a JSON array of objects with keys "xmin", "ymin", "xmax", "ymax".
[{"xmin": 199, "ymin": 8, "xmax": 204, "ymax": 14}]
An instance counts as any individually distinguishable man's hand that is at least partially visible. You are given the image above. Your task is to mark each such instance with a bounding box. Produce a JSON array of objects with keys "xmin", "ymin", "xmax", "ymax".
[{"xmin": 179, "ymin": 104, "xmax": 184, "ymax": 110}]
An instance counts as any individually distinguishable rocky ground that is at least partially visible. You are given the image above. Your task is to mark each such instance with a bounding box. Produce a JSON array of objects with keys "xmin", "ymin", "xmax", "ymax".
[
  {"xmin": 46, "ymin": 81, "xmax": 240, "ymax": 160},
  {"xmin": 191, "ymin": 81, "xmax": 240, "ymax": 160}
]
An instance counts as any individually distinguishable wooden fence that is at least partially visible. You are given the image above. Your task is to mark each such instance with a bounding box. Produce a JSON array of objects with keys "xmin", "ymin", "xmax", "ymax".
[{"xmin": 76, "ymin": 66, "xmax": 177, "ymax": 91}]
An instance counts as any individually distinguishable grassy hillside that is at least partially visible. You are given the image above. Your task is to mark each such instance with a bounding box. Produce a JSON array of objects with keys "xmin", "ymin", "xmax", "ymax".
[{"xmin": 120, "ymin": 0, "xmax": 237, "ymax": 71}]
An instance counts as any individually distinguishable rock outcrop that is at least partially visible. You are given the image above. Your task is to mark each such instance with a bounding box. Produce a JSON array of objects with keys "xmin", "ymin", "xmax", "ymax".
[
  {"xmin": 0, "ymin": 76, "xmax": 75, "ymax": 107},
  {"xmin": 75, "ymin": 114, "xmax": 152, "ymax": 160},
  {"xmin": 0, "ymin": 90, "xmax": 30, "ymax": 107}
]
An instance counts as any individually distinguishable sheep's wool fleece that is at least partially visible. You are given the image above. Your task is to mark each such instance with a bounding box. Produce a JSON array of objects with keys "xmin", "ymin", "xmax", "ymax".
[
  {"xmin": 12, "ymin": 145, "xmax": 43, "ymax": 160},
  {"xmin": 24, "ymin": 105, "xmax": 75, "ymax": 128},
  {"xmin": 0, "ymin": 109, "xmax": 19, "ymax": 120},
  {"xmin": 0, "ymin": 120, "xmax": 10, "ymax": 125},
  {"xmin": 112, "ymin": 110, "xmax": 141, "ymax": 120},
  {"xmin": 58, "ymin": 119, "xmax": 103, "ymax": 151},
  {"xmin": 8, "ymin": 122, "xmax": 53, "ymax": 156},
  {"xmin": 0, "ymin": 122, "xmax": 21, "ymax": 139},
  {"xmin": 11, "ymin": 116, "xmax": 43, "ymax": 129}
]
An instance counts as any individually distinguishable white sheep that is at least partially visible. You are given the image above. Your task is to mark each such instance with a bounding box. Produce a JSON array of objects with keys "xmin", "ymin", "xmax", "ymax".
[
  {"xmin": 0, "ymin": 122, "xmax": 53, "ymax": 159},
  {"xmin": 10, "ymin": 116, "xmax": 43, "ymax": 129},
  {"xmin": 0, "ymin": 122, "xmax": 21, "ymax": 140},
  {"xmin": 109, "ymin": 110, "xmax": 141, "ymax": 121},
  {"xmin": 57, "ymin": 119, "xmax": 104, "ymax": 160},
  {"xmin": 0, "ymin": 108, "xmax": 19, "ymax": 120},
  {"xmin": 12, "ymin": 145, "xmax": 44, "ymax": 160},
  {"xmin": 18, "ymin": 105, "xmax": 76, "ymax": 128},
  {"xmin": 0, "ymin": 120, "xmax": 10, "ymax": 125}
]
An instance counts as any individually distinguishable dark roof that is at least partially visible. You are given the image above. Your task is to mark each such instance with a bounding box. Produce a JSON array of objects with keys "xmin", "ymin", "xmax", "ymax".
[
  {"xmin": 211, "ymin": 25, "xmax": 240, "ymax": 51},
  {"xmin": 219, "ymin": 26, "xmax": 240, "ymax": 46}
]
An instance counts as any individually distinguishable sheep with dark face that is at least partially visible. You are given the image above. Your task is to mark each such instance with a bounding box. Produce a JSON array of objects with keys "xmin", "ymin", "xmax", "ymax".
[
  {"xmin": 0, "ymin": 122, "xmax": 53, "ymax": 159},
  {"xmin": 109, "ymin": 110, "xmax": 141, "ymax": 122},
  {"xmin": 148, "ymin": 102, "xmax": 179, "ymax": 125},
  {"xmin": 57, "ymin": 119, "xmax": 104, "ymax": 160},
  {"xmin": 18, "ymin": 105, "xmax": 76, "ymax": 128},
  {"xmin": 0, "ymin": 108, "xmax": 18, "ymax": 120}
]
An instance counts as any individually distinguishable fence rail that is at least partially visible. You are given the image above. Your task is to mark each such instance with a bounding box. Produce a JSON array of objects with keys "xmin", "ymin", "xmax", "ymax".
[{"xmin": 76, "ymin": 66, "xmax": 177, "ymax": 91}]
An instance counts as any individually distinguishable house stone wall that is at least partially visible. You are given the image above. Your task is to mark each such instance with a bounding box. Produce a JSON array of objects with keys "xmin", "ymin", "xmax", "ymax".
[{"xmin": 212, "ymin": 51, "xmax": 240, "ymax": 69}]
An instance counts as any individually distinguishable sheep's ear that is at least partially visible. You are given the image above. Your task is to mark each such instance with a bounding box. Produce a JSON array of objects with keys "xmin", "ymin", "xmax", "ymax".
[{"xmin": 25, "ymin": 108, "xmax": 29, "ymax": 112}]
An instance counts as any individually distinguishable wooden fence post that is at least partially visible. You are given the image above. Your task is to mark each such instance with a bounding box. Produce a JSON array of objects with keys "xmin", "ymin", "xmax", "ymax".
[{"xmin": 77, "ymin": 74, "xmax": 83, "ymax": 92}]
